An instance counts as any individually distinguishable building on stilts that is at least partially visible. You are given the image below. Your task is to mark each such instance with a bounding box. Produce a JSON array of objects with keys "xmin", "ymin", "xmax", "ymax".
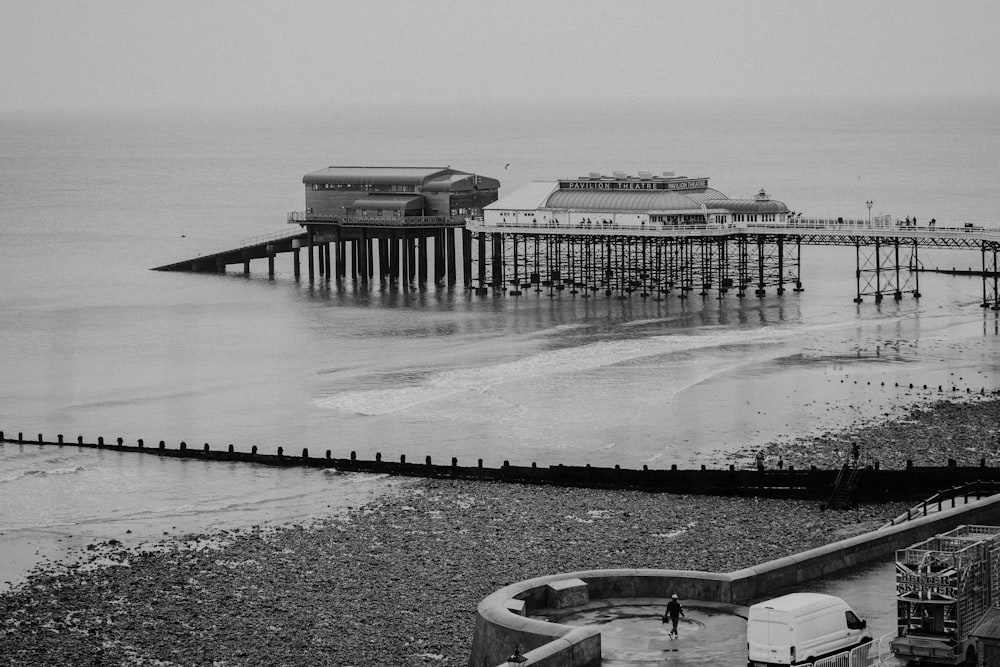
[
  {"xmin": 289, "ymin": 166, "xmax": 500, "ymax": 283},
  {"xmin": 467, "ymin": 171, "xmax": 800, "ymax": 299}
]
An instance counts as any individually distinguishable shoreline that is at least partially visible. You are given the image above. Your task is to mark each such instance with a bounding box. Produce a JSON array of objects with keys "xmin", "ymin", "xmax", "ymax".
[
  {"xmin": 1, "ymin": 479, "xmax": 910, "ymax": 666},
  {"xmin": 746, "ymin": 396, "xmax": 1000, "ymax": 469},
  {"xmin": 3, "ymin": 397, "xmax": 1000, "ymax": 665}
]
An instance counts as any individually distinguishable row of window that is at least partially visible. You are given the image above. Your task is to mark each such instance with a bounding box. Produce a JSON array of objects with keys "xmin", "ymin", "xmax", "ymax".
[
  {"xmin": 732, "ymin": 213, "xmax": 779, "ymax": 222},
  {"xmin": 311, "ymin": 183, "xmax": 417, "ymax": 192}
]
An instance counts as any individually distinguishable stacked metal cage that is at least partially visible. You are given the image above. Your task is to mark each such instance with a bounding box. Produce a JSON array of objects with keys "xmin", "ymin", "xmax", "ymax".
[{"xmin": 895, "ymin": 525, "xmax": 1000, "ymax": 641}]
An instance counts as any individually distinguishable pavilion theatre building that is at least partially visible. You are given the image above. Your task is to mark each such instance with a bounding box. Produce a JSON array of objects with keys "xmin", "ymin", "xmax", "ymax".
[
  {"xmin": 479, "ymin": 171, "xmax": 790, "ymax": 229},
  {"xmin": 465, "ymin": 171, "xmax": 794, "ymax": 297},
  {"xmin": 289, "ymin": 166, "xmax": 500, "ymax": 283}
]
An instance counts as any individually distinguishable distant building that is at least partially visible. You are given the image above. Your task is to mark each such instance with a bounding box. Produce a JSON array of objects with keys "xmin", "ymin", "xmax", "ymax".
[
  {"xmin": 284, "ymin": 166, "xmax": 501, "ymax": 284},
  {"xmin": 298, "ymin": 166, "xmax": 500, "ymax": 225},
  {"xmin": 480, "ymin": 171, "xmax": 789, "ymax": 229}
]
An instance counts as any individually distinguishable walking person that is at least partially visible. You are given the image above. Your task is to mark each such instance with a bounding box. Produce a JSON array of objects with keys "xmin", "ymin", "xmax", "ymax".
[{"xmin": 662, "ymin": 593, "xmax": 685, "ymax": 638}]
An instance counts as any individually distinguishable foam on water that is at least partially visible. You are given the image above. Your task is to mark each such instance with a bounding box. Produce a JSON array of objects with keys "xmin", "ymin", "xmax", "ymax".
[{"xmin": 315, "ymin": 326, "xmax": 789, "ymax": 416}]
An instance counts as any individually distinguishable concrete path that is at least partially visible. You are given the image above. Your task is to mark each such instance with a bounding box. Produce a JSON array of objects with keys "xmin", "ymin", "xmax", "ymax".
[
  {"xmin": 530, "ymin": 559, "xmax": 908, "ymax": 667},
  {"xmin": 535, "ymin": 599, "xmax": 749, "ymax": 666}
]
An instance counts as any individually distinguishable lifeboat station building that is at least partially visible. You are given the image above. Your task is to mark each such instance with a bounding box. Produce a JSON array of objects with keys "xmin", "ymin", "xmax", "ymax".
[
  {"xmin": 288, "ymin": 165, "xmax": 500, "ymax": 283},
  {"xmin": 299, "ymin": 165, "xmax": 499, "ymax": 223},
  {"xmin": 480, "ymin": 171, "xmax": 790, "ymax": 230}
]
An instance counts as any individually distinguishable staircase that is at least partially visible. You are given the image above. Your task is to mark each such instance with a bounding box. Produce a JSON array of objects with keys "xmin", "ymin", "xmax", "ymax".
[{"xmin": 824, "ymin": 455, "xmax": 864, "ymax": 510}]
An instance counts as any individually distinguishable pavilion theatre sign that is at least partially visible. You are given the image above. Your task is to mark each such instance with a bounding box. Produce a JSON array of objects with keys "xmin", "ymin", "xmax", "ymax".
[{"xmin": 559, "ymin": 178, "xmax": 708, "ymax": 192}]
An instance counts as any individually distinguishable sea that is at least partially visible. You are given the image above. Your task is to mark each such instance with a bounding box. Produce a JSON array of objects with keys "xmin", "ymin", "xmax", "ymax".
[{"xmin": 2, "ymin": 95, "xmax": 1000, "ymax": 589}]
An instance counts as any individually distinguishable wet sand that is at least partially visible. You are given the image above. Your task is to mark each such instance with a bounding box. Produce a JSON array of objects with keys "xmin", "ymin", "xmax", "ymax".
[{"xmin": 3, "ymin": 398, "xmax": 1000, "ymax": 665}]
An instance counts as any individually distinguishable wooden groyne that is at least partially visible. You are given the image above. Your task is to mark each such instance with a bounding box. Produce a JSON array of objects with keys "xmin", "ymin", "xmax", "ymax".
[{"xmin": 5, "ymin": 430, "xmax": 1000, "ymax": 502}]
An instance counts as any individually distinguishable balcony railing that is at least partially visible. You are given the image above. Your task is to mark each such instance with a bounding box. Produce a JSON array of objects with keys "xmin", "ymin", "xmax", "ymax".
[
  {"xmin": 465, "ymin": 216, "xmax": 1000, "ymax": 238},
  {"xmin": 287, "ymin": 211, "xmax": 467, "ymax": 227}
]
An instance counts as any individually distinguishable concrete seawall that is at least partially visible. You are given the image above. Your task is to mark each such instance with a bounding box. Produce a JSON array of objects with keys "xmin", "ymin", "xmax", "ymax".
[{"xmin": 469, "ymin": 495, "xmax": 1000, "ymax": 667}]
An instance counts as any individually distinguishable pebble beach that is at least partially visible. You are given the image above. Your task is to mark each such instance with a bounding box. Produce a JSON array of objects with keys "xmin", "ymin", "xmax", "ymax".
[{"xmin": 4, "ymin": 398, "xmax": 1000, "ymax": 666}]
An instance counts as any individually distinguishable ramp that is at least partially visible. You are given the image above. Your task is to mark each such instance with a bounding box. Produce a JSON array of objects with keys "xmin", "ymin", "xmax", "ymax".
[{"xmin": 152, "ymin": 230, "xmax": 306, "ymax": 272}]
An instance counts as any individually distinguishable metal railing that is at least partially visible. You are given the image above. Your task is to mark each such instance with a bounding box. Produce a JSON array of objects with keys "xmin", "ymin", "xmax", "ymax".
[
  {"xmin": 466, "ymin": 216, "xmax": 1000, "ymax": 238},
  {"xmin": 465, "ymin": 217, "xmax": 737, "ymax": 235},
  {"xmin": 808, "ymin": 633, "xmax": 895, "ymax": 667},
  {"xmin": 287, "ymin": 211, "xmax": 466, "ymax": 227},
  {"xmin": 237, "ymin": 228, "xmax": 305, "ymax": 248},
  {"xmin": 883, "ymin": 480, "xmax": 1000, "ymax": 527}
]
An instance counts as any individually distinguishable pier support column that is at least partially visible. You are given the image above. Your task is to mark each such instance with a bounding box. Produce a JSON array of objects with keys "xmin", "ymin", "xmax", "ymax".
[
  {"xmin": 399, "ymin": 232, "xmax": 412, "ymax": 285},
  {"xmin": 446, "ymin": 228, "xmax": 457, "ymax": 285},
  {"xmin": 775, "ymin": 238, "xmax": 784, "ymax": 295},
  {"xmin": 407, "ymin": 235, "xmax": 417, "ymax": 283},
  {"xmin": 491, "ymin": 233, "xmax": 503, "ymax": 290},
  {"xmin": 307, "ymin": 227, "xmax": 315, "ymax": 282},
  {"xmin": 462, "ymin": 229, "xmax": 473, "ymax": 287},
  {"xmin": 367, "ymin": 237, "xmax": 375, "ymax": 280},
  {"xmin": 358, "ymin": 231, "xmax": 369, "ymax": 283},
  {"xmin": 242, "ymin": 251, "xmax": 251, "ymax": 276},
  {"xmin": 378, "ymin": 238, "xmax": 388, "ymax": 279},
  {"xmin": 266, "ymin": 244, "xmax": 275, "ymax": 279},
  {"xmin": 983, "ymin": 245, "xmax": 1000, "ymax": 309},
  {"xmin": 335, "ymin": 228, "xmax": 345, "ymax": 280},
  {"xmin": 854, "ymin": 242, "xmax": 863, "ymax": 303},
  {"xmin": 389, "ymin": 232, "xmax": 400, "ymax": 283},
  {"xmin": 325, "ymin": 241, "xmax": 331, "ymax": 279},
  {"xmin": 292, "ymin": 242, "xmax": 301, "ymax": 281},
  {"xmin": 434, "ymin": 229, "xmax": 445, "ymax": 284},
  {"xmin": 755, "ymin": 237, "xmax": 766, "ymax": 297},
  {"xmin": 477, "ymin": 233, "xmax": 487, "ymax": 289},
  {"xmin": 418, "ymin": 235, "xmax": 428, "ymax": 283}
]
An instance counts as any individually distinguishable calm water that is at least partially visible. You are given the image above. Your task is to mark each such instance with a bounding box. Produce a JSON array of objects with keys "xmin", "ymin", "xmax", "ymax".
[{"xmin": 2, "ymin": 97, "xmax": 999, "ymax": 586}]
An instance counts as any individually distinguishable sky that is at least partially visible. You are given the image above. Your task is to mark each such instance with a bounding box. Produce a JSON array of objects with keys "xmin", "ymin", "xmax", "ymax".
[{"xmin": 2, "ymin": 0, "xmax": 1000, "ymax": 112}]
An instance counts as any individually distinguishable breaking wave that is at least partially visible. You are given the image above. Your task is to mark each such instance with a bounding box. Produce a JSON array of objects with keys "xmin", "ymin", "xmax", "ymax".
[
  {"xmin": 314, "ymin": 327, "xmax": 787, "ymax": 416},
  {"xmin": 0, "ymin": 465, "xmax": 87, "ymax": 484}
]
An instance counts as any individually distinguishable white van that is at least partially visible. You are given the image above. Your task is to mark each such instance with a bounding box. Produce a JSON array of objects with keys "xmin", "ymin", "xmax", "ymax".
[{"xmin": 747, "ymin": 593, "xmax": 871, "ymax": 667}]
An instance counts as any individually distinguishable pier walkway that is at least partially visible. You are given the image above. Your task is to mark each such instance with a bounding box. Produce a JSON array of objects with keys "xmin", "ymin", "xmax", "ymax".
[
  {"xmin": 466, "ymin": 216, "xmax": 1000, "ymax": 305},
  {"xmin": 152, "ymin": 215, "xmax": 1000, "ymax": 306},
  {"xmin": 152, "ymin": 229, "xmax": 307, "ymax": 275}
]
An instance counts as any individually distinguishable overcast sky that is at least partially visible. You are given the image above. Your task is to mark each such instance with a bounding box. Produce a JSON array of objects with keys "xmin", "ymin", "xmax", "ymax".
[{"xmin": 3, "ymin": 0, "xmax": 999, "ymax": 112}]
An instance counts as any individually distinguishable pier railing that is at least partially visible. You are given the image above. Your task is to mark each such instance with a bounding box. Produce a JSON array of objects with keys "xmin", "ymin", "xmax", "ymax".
[
  {"xmin": 237, "ymin": 228, "xmax": 304, "ymax": 249},
  {"xmin": 287, "ymin": 211, "xmax": 467, "ymax": 227},
  {"xmin": 466, "ymin": 216, "xmax": 1000, "ymax": 239}
]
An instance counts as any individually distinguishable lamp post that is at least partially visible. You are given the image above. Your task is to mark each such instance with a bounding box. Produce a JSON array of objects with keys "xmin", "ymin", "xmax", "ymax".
[{"xmin": 866, "ymin": 200, "xmax": 873, "ymax": 226}]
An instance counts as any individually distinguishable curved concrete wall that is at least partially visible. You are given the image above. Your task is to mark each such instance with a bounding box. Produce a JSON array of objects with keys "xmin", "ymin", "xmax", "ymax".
[{"xmin": 470, "ymin": 494, "xmax": 1000, "ymax": 667}]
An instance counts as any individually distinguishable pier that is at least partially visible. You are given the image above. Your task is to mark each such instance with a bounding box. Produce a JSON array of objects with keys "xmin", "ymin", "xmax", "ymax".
[
  {"xmin": 152, "ymin": 168, "xmax": 1000, "ymax": 307},
  {"xmin": 466, "ymin": 216, "xmax": 1000, "ymax": 307},
  {"xmin": 153, "ymin": 215, "xmax": 1000, "ymax": 307},
  {"xmin": 153, "ymin": 165, "xmax": 499, "ymax": 285}
]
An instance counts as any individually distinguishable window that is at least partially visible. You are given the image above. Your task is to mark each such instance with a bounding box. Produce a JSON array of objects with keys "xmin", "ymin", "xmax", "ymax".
[{"xmin": 846, "ymin": 611, "xmax": 865, "ymax": 630}]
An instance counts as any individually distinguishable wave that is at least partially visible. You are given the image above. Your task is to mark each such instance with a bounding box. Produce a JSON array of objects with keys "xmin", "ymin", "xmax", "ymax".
[
  {"xmin": 0, "ymin": 465, "xmax": 87, "ymax": 484},
  {"xmin": 314, "ymin": 327, "xmax": 787, "ymax": 416}
]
